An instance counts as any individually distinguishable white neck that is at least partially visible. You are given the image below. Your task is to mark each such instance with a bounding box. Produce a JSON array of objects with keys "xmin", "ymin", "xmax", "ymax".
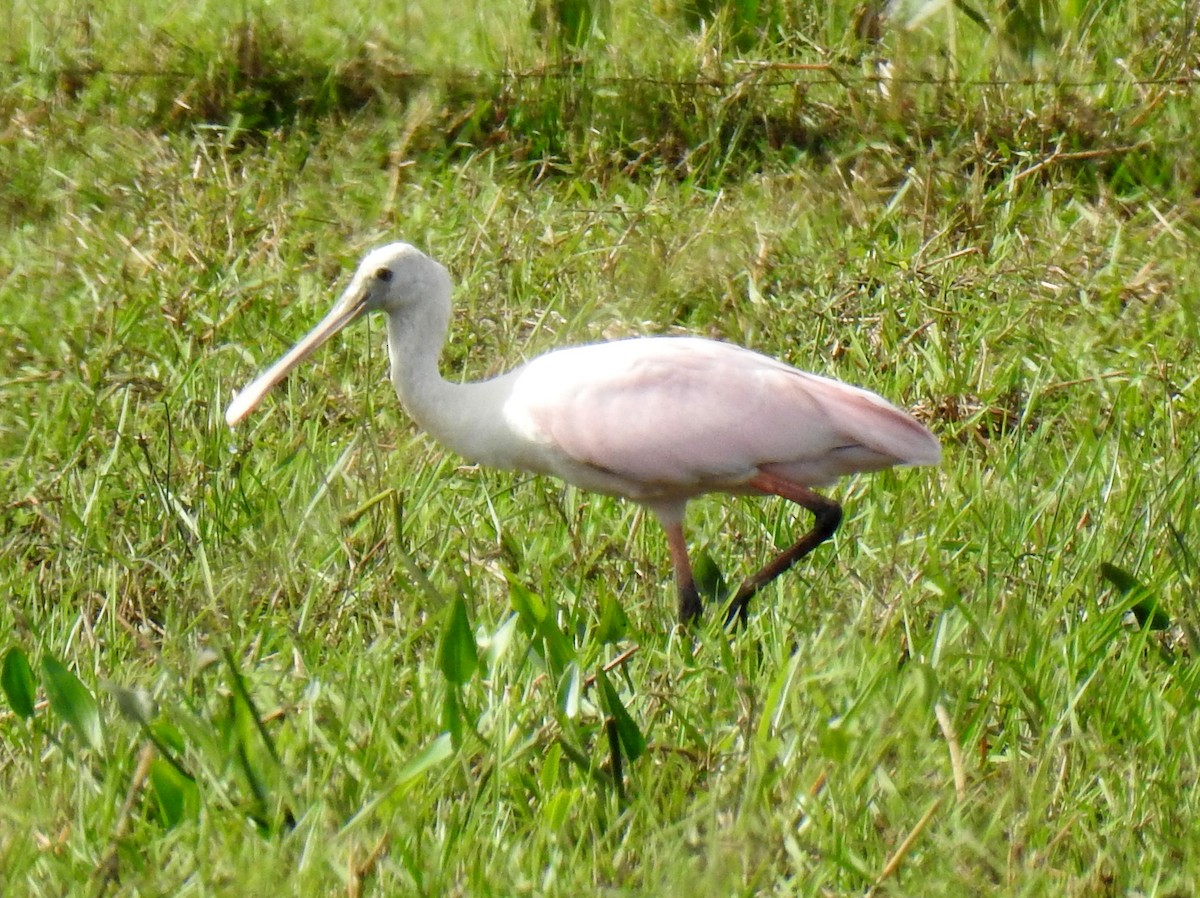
[{"xmin": 384, "ymin": 304, "xmax": 519, "ymax": 469}]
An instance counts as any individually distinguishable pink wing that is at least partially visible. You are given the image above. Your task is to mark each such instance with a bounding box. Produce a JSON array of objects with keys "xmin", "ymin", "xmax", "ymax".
[{"xmin": 505, "ymin": 337, "xmax": 939, "ymax": 493}]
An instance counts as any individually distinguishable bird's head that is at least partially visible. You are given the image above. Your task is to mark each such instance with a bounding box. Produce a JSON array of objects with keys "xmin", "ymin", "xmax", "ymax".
[
  {"xmin": 351, "ymin": 242, "xmax": 453, "ymax": 316},
  {"xmin": 224, "ymin": 242, "xmax": 451, "ymax": 426}
]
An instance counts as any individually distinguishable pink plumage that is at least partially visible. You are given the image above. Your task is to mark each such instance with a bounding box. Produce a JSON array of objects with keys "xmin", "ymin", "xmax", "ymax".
[{"xmin": 509, "ymin": 337, "xmax": 938, "ymax": 496}]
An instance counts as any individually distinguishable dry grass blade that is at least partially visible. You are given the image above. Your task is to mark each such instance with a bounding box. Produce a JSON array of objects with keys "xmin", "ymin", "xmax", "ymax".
[
  {"xmin": 934, "ymin": 702, "xmax": 966, "ymax": 801},
  {"xmin": 869, "ymin": 798, "xmax": 944, "ymax": 894},
  {"xmin": 91, "ymin": 743, "xmax": 156, "ymax": 898}
]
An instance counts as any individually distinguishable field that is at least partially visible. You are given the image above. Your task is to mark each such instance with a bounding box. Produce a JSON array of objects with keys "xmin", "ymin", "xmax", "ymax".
[{"xmin": 2, "ymin": 0, "xmax": 1200, "ymax": 894}]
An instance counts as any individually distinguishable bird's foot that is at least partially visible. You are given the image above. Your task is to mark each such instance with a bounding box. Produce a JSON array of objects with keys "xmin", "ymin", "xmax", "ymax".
[
  {"xmin": 677, "ymin": 581, "xmax": 703, "ymax": 625},
  {"xmin": 723, "ymin": 583, "xmax": 754, "ymax": 629}
]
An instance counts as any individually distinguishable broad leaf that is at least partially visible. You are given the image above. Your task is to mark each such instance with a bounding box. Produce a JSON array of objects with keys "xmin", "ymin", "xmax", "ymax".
[
  {"xmin": 442, "ymin": 686, "xmax": 463, "ymax": 747},
  {"xmin": 508, "ymin": 579, "xmax": 575, "ymax": 674},
  {"xmin": 438, "ymin": 596, "xmax": 479, "ymax": 686},
  {"xmin": 41, "ymin": 656, "xmax": 104, "ymax": 751},
  {"xmin": 2, "ymin": 647, "xmax": 36, "ymax": 719},
  {"xmin": 1100, "ymin": 562, "xmax": 1170, "ymax": 630},
  {"xmin": 693, "ymin": 548, "xmax": 728, "ymax": 603},
  {"xmin": 595, "ymin": 592, "xmax": 629, "ymax": 644},
  {"xmin": 150, "ymin": 757, "xmax": 199, "ymax": 828},
  {"xmin": 596, "ymin": 667, "xmax": 646, "ymax": 762}
]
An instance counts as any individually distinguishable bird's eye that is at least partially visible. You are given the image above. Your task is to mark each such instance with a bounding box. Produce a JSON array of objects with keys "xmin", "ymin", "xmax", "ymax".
[{"xmin": 375, "ymin": 267, "xmax": 393, "ymax": 282}]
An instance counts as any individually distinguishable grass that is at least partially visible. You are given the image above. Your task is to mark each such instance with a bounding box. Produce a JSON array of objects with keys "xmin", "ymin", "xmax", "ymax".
[{"xmin": 2, "ymin": 0, "xmax": 1200, "ymax": 894}]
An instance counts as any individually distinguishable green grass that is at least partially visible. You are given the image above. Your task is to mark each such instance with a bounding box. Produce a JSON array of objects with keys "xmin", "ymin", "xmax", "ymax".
[{"xmin": 3, "ymin": 0, "xmax": 1200, "ymax": 895}]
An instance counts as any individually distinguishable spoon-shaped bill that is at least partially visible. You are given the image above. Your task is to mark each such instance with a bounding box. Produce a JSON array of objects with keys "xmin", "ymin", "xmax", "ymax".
[{"xmin": 225, "ymin": 285, "xmax": 369, "ymax": 426}]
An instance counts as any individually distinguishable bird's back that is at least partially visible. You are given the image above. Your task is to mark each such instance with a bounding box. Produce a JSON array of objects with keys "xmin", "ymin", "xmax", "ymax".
[{"xmin": 501, "ymin": 337, "xmax": 938, "ymax": 501}]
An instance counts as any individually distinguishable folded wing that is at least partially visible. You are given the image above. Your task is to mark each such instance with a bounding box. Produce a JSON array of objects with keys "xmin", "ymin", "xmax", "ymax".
[{"xmin": 505, "ymin": 337, "xmax": 939, "ymax": 494}]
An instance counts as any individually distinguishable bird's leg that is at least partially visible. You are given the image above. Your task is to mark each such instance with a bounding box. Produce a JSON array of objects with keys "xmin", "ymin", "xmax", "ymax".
[
  {"xmin": 663, "ymin": 520, "xmax": 704, "ymax": 624},
  {"xmin": 725, "ymin": 472, "xmax": 843, "ymax": 627}
]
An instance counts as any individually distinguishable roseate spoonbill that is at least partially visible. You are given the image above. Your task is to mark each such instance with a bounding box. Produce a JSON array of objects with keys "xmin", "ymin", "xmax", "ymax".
[{"xmin": 226, "ymin": 243, "xmax": 940, "ymax": 624}]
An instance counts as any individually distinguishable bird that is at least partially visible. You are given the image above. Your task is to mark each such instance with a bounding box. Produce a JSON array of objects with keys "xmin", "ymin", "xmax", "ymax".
[{"xmin": 226, "ymin": 242, "xmax": 940, "ymax": 625}]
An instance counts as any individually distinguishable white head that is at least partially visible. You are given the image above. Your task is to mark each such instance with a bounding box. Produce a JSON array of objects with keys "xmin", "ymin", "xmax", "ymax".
[
  {"xmin": 354, "ymin": 242, "xmax": 453, "ymax": 317},
  {"xmin": 225, "ymin": 242, "xmax": 452, "ymax": 426}
]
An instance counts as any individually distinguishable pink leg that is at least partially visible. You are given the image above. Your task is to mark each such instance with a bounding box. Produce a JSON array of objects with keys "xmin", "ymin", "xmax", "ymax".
[
  {"xmin": 725, "ymin": 472, "xmax": 843, "ymax": 626},
  {"xmin": 663, "ymin": 520, "xmax": 704, "ymax": 624}
]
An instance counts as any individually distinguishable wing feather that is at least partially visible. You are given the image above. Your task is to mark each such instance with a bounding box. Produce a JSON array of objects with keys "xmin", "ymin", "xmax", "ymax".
[{"xmin": 504, "ymin": 337, "xmax": 938, "ymax": 491}]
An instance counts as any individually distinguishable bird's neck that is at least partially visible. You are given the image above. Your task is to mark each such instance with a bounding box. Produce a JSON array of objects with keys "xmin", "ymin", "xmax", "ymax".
[{"xmin": 384, "ymin": 308, "xmax": 514, "ymax": 467}]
